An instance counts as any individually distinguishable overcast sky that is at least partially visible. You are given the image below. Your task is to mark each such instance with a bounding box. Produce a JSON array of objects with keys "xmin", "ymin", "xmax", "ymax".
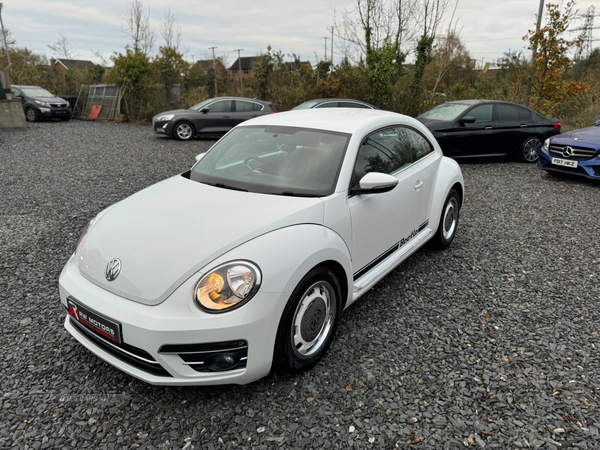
[{"xmin": 1, "ymin": 0, "xmax": 597, "ymax": 69}]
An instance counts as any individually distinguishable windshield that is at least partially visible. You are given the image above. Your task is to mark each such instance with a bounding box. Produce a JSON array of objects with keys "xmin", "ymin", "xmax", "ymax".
[
  {"xmin": 190, "ymin": 125, "xmax": 350, "ymax": 196},
  {"xmin": 21, "ymin": 87, "xmax": 54, "ymax": 97},
  {"xmin": 189, "ymin": 98, "xmax": 214, "ymax": 111},
  {"xmin": 291, "ymin": 100, "xmax": 320, "ymax": 110},
  {"xmin": 418, "ymin": 103, "xmax": 471, "ymax": 121}
]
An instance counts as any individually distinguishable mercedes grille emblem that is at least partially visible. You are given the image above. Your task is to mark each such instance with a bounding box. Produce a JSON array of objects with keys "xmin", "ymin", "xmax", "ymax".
[
  {"xmin": 562, "ymin": 146, "xmax": 574, "ymax": 158},
  {"xmin": 105, "ymin": 258, "xmax": 122, "ymax": 281}
]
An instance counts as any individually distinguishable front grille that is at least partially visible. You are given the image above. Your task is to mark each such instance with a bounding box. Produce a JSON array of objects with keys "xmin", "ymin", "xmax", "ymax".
[
  {"xmin": 70, "ymin": 317, "xmax": 172, "ymax": 377},
  {"xmin": 50, "ymin": 103, "xmax": 68, "ymax": 108},
  {"xmin": 159, "ymin": 340, "xmax": 248, "ymax": 373},
  {"xmin": 549, "ymin": 144, "xmax": 597, "ymax": 160}
]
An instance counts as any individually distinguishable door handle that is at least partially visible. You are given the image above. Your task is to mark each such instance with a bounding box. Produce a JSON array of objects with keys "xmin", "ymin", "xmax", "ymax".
[
  {"xmin": 223, "ymin": 115, "xmax": 231, "ymax": 118},
  {"xmin": 414, "ymin": 180, "xmax": 424, "ymax": 191},
  {"xmin": 484, "ymin": 126, "xmax": 493, "ymax": 130},
  {"xmin": 520, "ymin": 124, "xmax": 528, "ymax": 128}
]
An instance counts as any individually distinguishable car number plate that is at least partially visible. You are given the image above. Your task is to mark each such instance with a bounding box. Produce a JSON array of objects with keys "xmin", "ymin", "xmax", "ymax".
[
  {"xmin": 551, "ymin": 158, "xmax": 578, "ymax": 168},
  {"xmin": 67, "ymin": 298, "xmax": 122, "ymax": 344}
]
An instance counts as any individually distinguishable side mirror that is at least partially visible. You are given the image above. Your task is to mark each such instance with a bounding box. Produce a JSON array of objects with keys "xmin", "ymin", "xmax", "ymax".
[
  {"xmin": 594, "ymin": 119, "xmax": 600, "ymax": 127},
  {"xmin": 459, "ymin": 116, "xmax": 476, "ymax": 124},
  {"xmin": 195, "ymin": 153, "xmax": 206, "ymax": 163},
  {"xmin": 351, "ymin": 172, "xmax": 398, "ymax": 195},
  {"xmin": 200, "ymin": 107, "xmax": 209, "ymax": 114}
]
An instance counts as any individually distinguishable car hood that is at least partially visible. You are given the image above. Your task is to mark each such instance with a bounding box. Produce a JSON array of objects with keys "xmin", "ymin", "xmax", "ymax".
[
  {"xmin": 78, "ymin": 175, "xmax": 324, "ymax": 306},
  {"xmin": 415, "ymin": 118, "xmax": 453, "ymax": 132},
  {"xmin": 31, "ymin": 96, "xmax": 68, "ymax": 104},
  {"xmin": 551, "ymin": 125, "xmax": 600, "ymax": 148},
  {"xmin": 154, "ymin": 109, "xmax": 190, "ymax": 118}
]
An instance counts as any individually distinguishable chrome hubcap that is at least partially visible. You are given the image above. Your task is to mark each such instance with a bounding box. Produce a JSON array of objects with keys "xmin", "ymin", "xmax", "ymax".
[
  {"xmin": 523, "ymin": 138, "xmax": 541, "ymax": 162},
  {"xmin": 443, "ymin": 198, "xmax": 458, "ymax": 240},
  {"xmin": 291, "ymin": 281, "xmax": 335, "ymax": 359},
  {"xmin": 176, "ymin": 124, "xmax": 192, "ymax": 140}
]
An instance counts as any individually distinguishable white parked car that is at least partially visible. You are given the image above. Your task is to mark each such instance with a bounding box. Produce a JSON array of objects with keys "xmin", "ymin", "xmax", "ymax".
[{"xmin": 59, "ymin": 109, "xmax": 464, "ymax": 385}]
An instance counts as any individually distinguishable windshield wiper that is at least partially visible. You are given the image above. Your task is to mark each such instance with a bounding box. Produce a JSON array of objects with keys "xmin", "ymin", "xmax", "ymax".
[
  {"xmin": 202, "ymin": 181, "xmax": 248, "ymax": 192},
  {"xmin": 273, "ymin": 191, "xmax": 319, "ymax": 197}
]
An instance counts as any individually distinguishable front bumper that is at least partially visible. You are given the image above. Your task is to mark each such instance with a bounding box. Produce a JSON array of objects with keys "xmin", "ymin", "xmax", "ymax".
[
  {"xmin": 538, "ymin": 148, "xmax": 600, "ymax": 179},
  {"xmin": 59, "ymin": 253, "xmax": 287, "ymax": 385},
  {"xmin": 152, "ymin": 120, "xmax": 173, "ymax": 135},
  {"xmin": 38, "ymin": 107, "xmax": 72, "ymax": 119}
]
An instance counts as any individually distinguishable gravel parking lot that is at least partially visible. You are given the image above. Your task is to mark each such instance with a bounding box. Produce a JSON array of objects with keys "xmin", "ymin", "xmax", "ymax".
[{"xmin": 1, "ymin": 120, "xmax": 599, "ymax": 450}]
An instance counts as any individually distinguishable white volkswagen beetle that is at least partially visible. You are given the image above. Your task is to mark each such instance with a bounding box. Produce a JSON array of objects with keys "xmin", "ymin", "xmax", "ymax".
[{"xmin": 59, "ymin": 109, "xmax": 464, "ymax": 385}]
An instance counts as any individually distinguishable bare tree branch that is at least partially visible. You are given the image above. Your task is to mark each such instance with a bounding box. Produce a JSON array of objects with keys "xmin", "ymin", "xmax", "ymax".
[
  {"xmin": 48, "ymin": 33, "xmax": 77, "ymax": 60},
  {"xmin": 161, "ymin": 7, "xmax": 181, "ymax": 50},
  {"xmin": 122, "ymin": 0, "xmax": 155, "ymax": 56}
]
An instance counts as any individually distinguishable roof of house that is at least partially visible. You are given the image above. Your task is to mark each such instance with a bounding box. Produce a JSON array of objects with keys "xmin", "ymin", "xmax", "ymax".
[
  {"xmin": 228, "ymin": 56, "xmax": 263, "ymax": 71},
  {"xmin": 193, "ymin": 59, "xmax": 228, "ymax": 76},
  {"xmin": 53, "ymin": 59, "xmax": 95, "ymax": 71}
]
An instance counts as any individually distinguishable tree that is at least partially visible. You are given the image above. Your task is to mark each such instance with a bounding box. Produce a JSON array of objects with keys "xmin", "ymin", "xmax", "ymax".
[
  {"xmin": 122, "ymin": 0, "xmax": 155, "ymax": 57},
  {"xmin": 105, "ymin": 47, "xmax": 154, "ymax": 119},
  {"xmin": 47, "ymin": 33, "xmax": 76, "ymax": 60},
  {"xmin": 524, "ymin": 1, "xmax": 589, "ymax": 116},
  {"xmin": 152, "ymin": 45, "xmax": 188, "ymax": 102},
  {"xmin": 161, "ymin": 8, "xmax": 181, "ymax": 51}
]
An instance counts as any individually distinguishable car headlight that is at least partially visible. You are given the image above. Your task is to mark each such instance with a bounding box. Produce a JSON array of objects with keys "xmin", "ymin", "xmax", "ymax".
[
  {"xmin": 156, "ymin": 114, "xmax": 174, "ymax": 121},
  {"xmin": 35, "ymin": 100, "xmax": 50, "ymax": 107},
  {"xmin": 194, "ymin": 261, "xmax": 261, "ymax": 313},
  {"xmin": 77, "ymin": 218, "xmax": 96, "ymax": 250},
  {"xmin": 543, "ymin": 139, "xmax": 550, "ymax": 151}
]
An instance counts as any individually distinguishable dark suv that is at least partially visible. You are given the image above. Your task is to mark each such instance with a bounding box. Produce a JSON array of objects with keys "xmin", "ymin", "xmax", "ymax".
[{"xmin": 11, "ymin": 85, "xmax": 72, "ymax": 122}]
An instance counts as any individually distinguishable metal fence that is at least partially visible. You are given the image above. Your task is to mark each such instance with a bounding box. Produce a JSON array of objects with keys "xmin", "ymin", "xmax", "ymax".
[{"xmin": 72, "ymin": 84, "xmax": 124, "ymax": 121}]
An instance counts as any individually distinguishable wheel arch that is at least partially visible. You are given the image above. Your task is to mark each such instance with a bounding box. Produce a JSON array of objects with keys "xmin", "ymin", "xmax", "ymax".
[{"xmin": 310, "ymin": 260, "xmax": 349, "ymax": 310}]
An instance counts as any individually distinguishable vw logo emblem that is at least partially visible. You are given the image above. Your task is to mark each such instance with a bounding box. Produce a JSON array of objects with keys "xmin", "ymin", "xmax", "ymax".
[
  {"xmin": 562, "ymin": 146, "xmax": 574, "ymax": 158},
  {"xmin": 105, "ymin": 258, "xmax": 122, "ymax": 282}
]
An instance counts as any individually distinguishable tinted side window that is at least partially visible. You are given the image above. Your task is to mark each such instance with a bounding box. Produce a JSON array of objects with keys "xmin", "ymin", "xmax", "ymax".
[
  {"xmin": 315, "ymin": 102, "xmax": 339, "ymax": 108},
  {"xmin": 407, "ymin": 129, "xmax": 434, "ymax": 160},
  {"xmin": 235, "ymin": 101, "xmax": 254, "ymax": 112},
  {"xmin": 468, "ymin": 104, "xmax": 493, "ymax": 122},
  {"xmin": 354, "ymin": 127, "xmax": 414, "ymax": 183},
  {"xmin": 208, "ymin": 101, "xmax": 232, "ymax": 112},
  {"xmin": 253, "ymin": 103, "xmax": 264, "ymax": 111},
  {"xmin": 495, "ymin": 104, "xmax": 519, "ymax": 122},
  {"xmin": 11, "ymin": 87, "xmax": 21, "ymax": 96},
  {"xmin": 517, "ymin": 107, "xmax": 532, "ymax": 122},
  {"xmin": 339, "ymin": 101, "xmax": 370, "ymax": 109}
]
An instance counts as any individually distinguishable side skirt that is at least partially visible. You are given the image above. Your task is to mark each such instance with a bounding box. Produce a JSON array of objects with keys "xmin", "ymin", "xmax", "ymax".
[{"xmin": 350, "ymin": 227, "xmax": 433, "ymax": 304}]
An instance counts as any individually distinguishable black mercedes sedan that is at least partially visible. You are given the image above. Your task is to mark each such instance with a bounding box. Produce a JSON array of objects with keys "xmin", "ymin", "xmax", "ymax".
[
  {"xmin": 292, "ymin": 98, "xmax": 379, "ymax": 110},
  {"xmin": 11, "ymin": 85, "xmax": 72, "ymax": 122},
  {"xmin": 417, "ymin": 100, "xmax": 560, "ymax": 162},
  {"xmin": 153, "ymin": 97, "xmax": 276, "ymax": 141}
]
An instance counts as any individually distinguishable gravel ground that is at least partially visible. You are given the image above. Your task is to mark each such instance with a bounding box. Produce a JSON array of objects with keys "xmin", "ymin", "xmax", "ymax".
[{"xmin": 1, "ymin": 120, "xmax": 599, "ymax": 450}]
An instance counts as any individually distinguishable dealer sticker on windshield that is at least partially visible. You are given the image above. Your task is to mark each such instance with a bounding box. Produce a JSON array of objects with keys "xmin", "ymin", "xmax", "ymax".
[
  {"xmin": 551, "ymin": 158, "xmax": 578, "ymax": 168},
  {"xmin": 67, "ymin": 297, "xmax": 122, "ymax": 344}
]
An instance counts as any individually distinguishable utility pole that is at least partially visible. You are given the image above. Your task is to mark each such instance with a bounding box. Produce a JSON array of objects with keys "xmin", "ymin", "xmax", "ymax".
[
  {"xmin": 233, "ymin": 48, "xmax": 244, "ymax": 96},
  {"xmin": 209, "ymin": 46, "xmax": 218, "ymax": 96},
  {"xmin": 526, "ymin": 0, "xmax": 545, "ymax": 107},
  {"xmin": 330, "ymin": 27, "xmax": 334, "ymax": 65},
  {"xmin": 323, "ymin": 37, "xmax": 328, "ymax": 61},
  {"xmin": 0, "ymin": 3, "xmax": 11, "ymax": 73}
]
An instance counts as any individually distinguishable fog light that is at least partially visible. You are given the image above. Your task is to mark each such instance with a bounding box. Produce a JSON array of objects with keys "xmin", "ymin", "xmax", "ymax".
[
  {"xmin": 39, "ymin": 108, "xmax": 50, "ymax": 113},
  {"xmin": 205, "ymin": 353, "xmax": 237, "ymax": 371}
]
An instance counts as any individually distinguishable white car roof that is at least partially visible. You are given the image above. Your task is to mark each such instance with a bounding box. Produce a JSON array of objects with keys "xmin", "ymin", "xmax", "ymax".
[{"xmin": 239, "ymin": 108, "xmax": 416, "ymax": 135}]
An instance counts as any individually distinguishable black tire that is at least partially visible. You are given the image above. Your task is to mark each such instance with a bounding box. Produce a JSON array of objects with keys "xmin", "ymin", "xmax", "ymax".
[
  {"xmin": 519, "ymin": 136, "xmax": 542, "ymax": 163},
  {"xmin": 25, "ymin": 107, "xmax": 38, "ymax": 122},
  {"xmin": 428, "ymin": 189, "xmax": 460, "ymax": 250},
  {"xmin": 274, "ymin": 267, "xmax": 342, "ymax": 373},
  {"xmin": 173, "ymin": 121, "xmax": 195, "ymax": 141}
]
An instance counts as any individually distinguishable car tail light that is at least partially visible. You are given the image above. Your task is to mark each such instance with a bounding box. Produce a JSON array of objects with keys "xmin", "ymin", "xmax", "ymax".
[{"xmin": 554, "ymin": 123, "xmax": 561, "ymax": 131}]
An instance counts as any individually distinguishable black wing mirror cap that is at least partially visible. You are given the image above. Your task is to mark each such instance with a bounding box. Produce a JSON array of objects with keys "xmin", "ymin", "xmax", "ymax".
[
  {"xmin": 459, "ymin": 116, "xmax": 476, "ymax": 124},
  {"xmin": 200, "ymin": 107, "xmax": 210, "ymax": 114}
]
